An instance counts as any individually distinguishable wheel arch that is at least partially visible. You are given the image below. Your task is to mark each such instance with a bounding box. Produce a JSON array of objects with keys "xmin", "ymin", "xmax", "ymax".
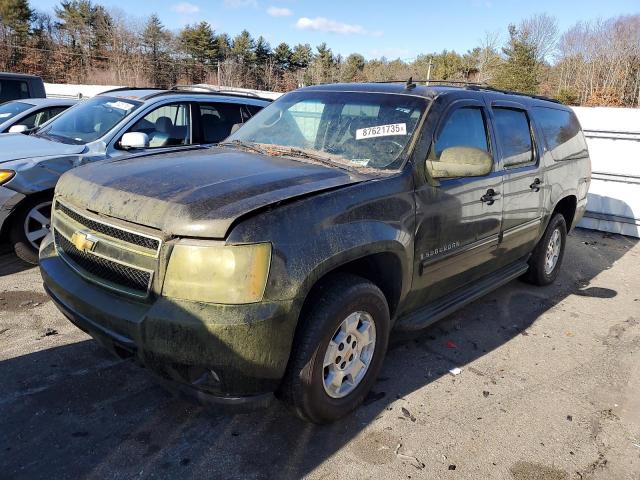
[
  {"xmin": 297, "ymin": 249, "xmax": 406, "ymax": 326},
  {"xmin": 0, "ymin": 188, "xmax": 54, "ymax": 240},
  {"xmin": 551, "ymin": 195, "xmax": 577, "ymax": 231}
]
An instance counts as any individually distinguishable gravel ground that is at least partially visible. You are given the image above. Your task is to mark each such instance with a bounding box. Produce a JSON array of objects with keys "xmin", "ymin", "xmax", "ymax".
[{"xmin": 0, "ymin": 228, "xmax": 638, "ymax": 480}]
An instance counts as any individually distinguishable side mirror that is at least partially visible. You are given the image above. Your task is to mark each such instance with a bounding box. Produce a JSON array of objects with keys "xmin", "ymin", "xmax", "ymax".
[
  {"xmin": 230, "ymin": 123, "xmax": 243, "ymax": 135},
  {"xmin": 120, "ymin": 132, "xmax": 149, "ymax": 149},
  {"xmin": 427, "ymin": 146, "xmax": 493, "ymax": 179},
  {"xmin": 8, "ymin": 125, "xmax": 28, "ymax": 134}
]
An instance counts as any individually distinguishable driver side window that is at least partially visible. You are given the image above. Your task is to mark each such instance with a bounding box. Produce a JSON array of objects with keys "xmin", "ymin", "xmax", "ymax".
[
  {"xmin": 426, "ymin": 107, "xmax": 493, "ymax": 179},
  {"xmin": 128, "ymin": 103, "xmax": 192, "ymax": 148}
]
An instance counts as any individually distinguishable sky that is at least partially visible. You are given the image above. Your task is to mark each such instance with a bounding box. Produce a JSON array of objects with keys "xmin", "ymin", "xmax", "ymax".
[{"xmin": 32, "ymin": 0, "xmax": 640, "ymax": 60}]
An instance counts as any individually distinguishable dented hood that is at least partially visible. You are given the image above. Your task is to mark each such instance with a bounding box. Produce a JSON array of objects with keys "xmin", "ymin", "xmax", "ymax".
[
  {"xmin": 56, "ymin": 147, "xmax": 366, "ymax": 238},
  {"xmin": 0, "ymin": 133, "xmax": 85, "ymax": 162}
]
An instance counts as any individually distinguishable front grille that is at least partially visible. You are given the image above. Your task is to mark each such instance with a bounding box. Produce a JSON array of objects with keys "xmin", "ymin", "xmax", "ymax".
[
  {"xmin": 55, "ymin": 231, "xmax": 151, "ymax": 294},
  {"xmin": 55, "ymin": 202, "xmax": 160, "ymax": 251}
]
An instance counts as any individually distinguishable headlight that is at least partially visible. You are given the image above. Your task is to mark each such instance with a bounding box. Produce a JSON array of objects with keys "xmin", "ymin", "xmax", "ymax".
[
  {"xmin": 162, "ymin": 241, "xmax": 271, "ymax": 304},
  {"xmin": 0, "ymin": 170, "xmax": 15, "ymax": 185}
]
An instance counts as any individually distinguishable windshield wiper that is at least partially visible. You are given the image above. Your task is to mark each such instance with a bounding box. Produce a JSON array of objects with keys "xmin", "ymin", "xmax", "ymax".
[
  {"xmin": 269, "ymin": 146, "xmax": 357, "ymax": 173},
  {"xmin": 219, "ymin": 139, "xmax": 267, "ymax": 155},
  {"xmin": 33, "ymin": 130, "xmax": 76, "ymax": 144}
]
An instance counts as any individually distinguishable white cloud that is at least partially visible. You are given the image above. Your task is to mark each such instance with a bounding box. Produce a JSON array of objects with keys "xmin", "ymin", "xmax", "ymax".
[
  {"xmin": 171, "ymin": 2, "xmax": 200, "ymax": 14},
  {"xmin": 295, "ymin": 17, "xmax": 381, "ymax": 36},
  {"xmin": 267, "ymin": 6, "xmax": 292, "ymax": 17},
  {"xmin": 224, "ymin": 0, "xmax": 258, "ymax": 7}
]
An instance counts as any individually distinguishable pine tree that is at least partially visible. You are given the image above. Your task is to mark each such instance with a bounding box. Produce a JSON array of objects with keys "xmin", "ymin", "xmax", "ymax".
[
  {"xmin": 0, "ymin": 0, "xmax": 32, "ymax": 37},
  {"xmin": 341, "ymin": 53, "xmax": 365, "ymax": 82},
  {"xmin": 231, "ymin": 29, "xmax": 255, "ymax": 65},
  {"xmin": 142, "ymin": 14, "xmax": 173, "ymax": 87},
  {"xmin": 273, "ymin": 42, "xmax": 292, "ymax": 72},
  {"xmin": 0, "ymin": 0, "xmax": 33, "ymax": 67},
  {"xmin": 290, "ymin": 43, "xmax": 312, "ymax": 70},
  {"xmin": 493, "ymin": 25, "xmax": 539, "ymax": 94},
  {"xmin": 178, "ymin": 21, "xmax": 218, "ymax": 83}
]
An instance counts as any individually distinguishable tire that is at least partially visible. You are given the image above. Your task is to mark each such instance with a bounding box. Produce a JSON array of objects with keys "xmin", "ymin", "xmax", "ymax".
[
  {"xmin": 523, "ymin": 213, "xmax": 567, "ymax": 286},
  {"xmin": 9, "ymin": 194, "xmax": 53, "ymax": 265},
  {"xmin": 279, "ymin": 274, "xmax": 390, "ymax": 424}
]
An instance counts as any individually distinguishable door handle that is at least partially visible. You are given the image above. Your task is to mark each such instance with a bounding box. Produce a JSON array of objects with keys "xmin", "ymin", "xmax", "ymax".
[
  {"xmin": 530, "ymin": 178, "xmax": 542, "ymax": 192},
  {"xmin": 481, "ymin": 188, "xmax": 499, "ymax": 205}
]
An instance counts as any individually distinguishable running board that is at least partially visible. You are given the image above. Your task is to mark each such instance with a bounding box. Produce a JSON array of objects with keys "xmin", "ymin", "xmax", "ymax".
[{"xmin": 396, "ymin": 259, "xmax": 530, "ymax": 332}]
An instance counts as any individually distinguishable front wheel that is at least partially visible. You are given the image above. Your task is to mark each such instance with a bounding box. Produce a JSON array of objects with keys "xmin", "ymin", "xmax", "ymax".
[
  {"xmin": 279, "ymin": 274, "xmax": 390, "ymax": 423},
  {"xmin": 9, "ymin": 195, "xmax": 52, "ymax": 264},
  {"xmin": 523, "ymin": 213, "xmax": 567, "ymax": 286}
]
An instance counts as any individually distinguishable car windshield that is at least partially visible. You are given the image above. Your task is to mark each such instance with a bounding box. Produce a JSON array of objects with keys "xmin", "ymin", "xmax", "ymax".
[
  {"xmin": 35, "ymin": 96, "xmax": 142, "ymax": 144},
  {"xmin": 0, "ymin": 101, "xmax": 31, "ymax": 122},
  {"xmin": 226, "ymin": 90, "xmax": 427, "ymax": 170}
]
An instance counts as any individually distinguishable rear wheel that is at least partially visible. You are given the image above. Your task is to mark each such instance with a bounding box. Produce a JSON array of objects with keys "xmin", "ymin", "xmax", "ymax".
[
  {"xmin": 279, "ymin": 274, "xmax": 390, "ymax": 423},
  {"xmin": 9, "ymin": 195, "xmax": 52, "ymax": 264},
  {"xmin": 523, "ymin": 213, "xmax": 567, "ymax": 286}
]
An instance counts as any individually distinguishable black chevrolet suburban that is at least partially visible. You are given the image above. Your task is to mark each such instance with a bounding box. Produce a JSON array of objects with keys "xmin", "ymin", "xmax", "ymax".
[{"xmin": 39, "ymin": 81, "xmax": 591, "ymax": 423}]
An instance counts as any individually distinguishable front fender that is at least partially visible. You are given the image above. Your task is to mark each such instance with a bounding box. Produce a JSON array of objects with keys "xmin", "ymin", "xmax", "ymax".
[{"xmin": 227, "ymin": 172, "xmax": 416, "ymax": 304}]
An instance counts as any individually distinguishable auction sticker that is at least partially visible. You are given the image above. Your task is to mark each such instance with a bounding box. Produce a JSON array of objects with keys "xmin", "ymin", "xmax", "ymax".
[
  {"xmin": 105, "ymin": 101, "xmax": 134, "ymax": 111},
  {"xmin": 356, "ymin": 123, "xmax": 406, "ymax": 140}
]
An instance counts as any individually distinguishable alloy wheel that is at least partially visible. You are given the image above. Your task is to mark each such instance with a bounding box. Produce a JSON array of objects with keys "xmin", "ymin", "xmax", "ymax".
[
  {"xmin": 322, "ymin": 311, "xmax": 376, "ymax": 399},
  {"xmin": 544, "ymin": 228, "xmax": 561, "ymax": 275},
  {"xmin": 23, "ymin": 201, "xmax": 52, "ymax": 250}
]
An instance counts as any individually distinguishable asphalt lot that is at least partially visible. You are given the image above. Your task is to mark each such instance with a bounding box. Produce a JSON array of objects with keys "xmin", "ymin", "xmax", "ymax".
[{"xmin": 0, "ymin": 228, "xmax": 638, "ymax": 480}]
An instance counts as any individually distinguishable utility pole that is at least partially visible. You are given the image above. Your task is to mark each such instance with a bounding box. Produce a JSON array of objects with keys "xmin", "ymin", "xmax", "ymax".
[{"xmin": 426, "ymin": 57, "xmax": 433, "ymax": 85}]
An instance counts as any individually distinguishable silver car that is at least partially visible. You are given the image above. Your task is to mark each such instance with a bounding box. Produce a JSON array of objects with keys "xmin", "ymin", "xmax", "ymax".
[
  {"xmin": 0, "ymin": 87, "xmax": 270, "ymax": 263},
  {"xmin": 0, "ymin": 98, "xmax": 76, "ymax": 133}
]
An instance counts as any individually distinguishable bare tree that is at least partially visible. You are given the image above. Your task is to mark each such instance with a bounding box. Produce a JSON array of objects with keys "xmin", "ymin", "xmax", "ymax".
[{"xmin": 519, "ymin": 13, "xmax": 559, "ymax": 63}]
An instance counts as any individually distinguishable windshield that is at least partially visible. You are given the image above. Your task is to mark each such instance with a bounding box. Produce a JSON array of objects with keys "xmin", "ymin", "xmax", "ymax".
[
  {"xmin": 36, "ymin": 96, "xmax": 142, "ymax": 144},
  {"xmin": 226, "ymin": 90, "xmax": 427, "ymax": 170},
  {"xmin": 0, "ymin": 101, "xmax": 31, "ymax": 122}
]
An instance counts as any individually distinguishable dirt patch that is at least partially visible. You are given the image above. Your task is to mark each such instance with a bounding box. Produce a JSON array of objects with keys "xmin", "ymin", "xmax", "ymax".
[
  {"xmin": 510, "ymin": 461, "xmax": 568, "ymax": 480},
  {"xmin": 350, "ymin": 430, "xmax": 399, "ymax": 465},
  {"xmin": 0, "ymin": 291, "xmax": 50, "ymax": 312}
]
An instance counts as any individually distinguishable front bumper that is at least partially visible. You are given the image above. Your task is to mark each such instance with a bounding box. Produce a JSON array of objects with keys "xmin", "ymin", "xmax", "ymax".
[{"xmin": 39, "ymin": 236, "xmax": 301, "ymax": 403}]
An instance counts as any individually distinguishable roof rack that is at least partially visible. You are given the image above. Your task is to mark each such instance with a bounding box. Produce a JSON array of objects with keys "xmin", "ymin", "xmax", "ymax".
[
  {"xmin": 371, "ymin": 78, "xmax": 560, "ymax": 104},
  {"xmin": 171, "ymin": 84, "xmax": 257, "ymax": 97},
  {"xmin": 99, "ymin": 86, "xmax": 165, "ymax": 95}
]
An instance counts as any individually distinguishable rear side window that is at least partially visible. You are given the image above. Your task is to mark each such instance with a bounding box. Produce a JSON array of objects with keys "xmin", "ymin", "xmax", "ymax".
[
  {"xmin": 200, "ymin": 103, "xmax": 243, "ymax": 143},
  {"xmin": 21, "ymin": 106, "xmax": 69, "ymax": 129},
  {"xmin": 0, "ymin": 80, "xmax": 29, "ymax": 102},
  {"xmin": 128, "ymin": 103, "xmax": 192, "ymax": 148},
  {"xmin": 492, "ymin": 108, "xmax": 534, "ymax": 167},
  {"xmin": 532, "ymin": 107, "xmax": 588, "ymax": 161},
  {"xmin": 433, "ymin": 107, "xmax": 489, "ymax": 159}
]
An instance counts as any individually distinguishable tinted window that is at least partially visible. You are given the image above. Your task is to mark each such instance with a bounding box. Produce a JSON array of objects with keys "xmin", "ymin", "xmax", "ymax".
[
  {"xmin": 245, "ymin": 105, "xmax": 263, "ymax": 116},
  {"xmin": 493, "ymin": 108, "xmax": 533, "ymax": 167},
  {"xmin": 128, "ymin": 103, "xmax": 192, "ymax": 148},
  {"xmin": 434, "ymin": 107, "xmax": 489, "ymax": 159},
  {"xmin": 200, "ymin": 103, "xmax": 242, "ymax": 143},
  {"xmin": 532, "ymin": 107, "xmax": 588, "ymax": 161},
  {"xmin": 0, "ymin": 80, "xmax": 29, "ymax": 102}
]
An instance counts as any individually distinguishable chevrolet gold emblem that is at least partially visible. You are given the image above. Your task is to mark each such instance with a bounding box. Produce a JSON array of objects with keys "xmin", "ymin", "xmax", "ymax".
[{"xmin": 71, "ymin": 231, "xmax": 98, "ymax": 253}]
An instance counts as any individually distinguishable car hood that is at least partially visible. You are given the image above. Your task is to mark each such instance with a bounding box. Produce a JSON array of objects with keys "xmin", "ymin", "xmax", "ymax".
[
  {"xmin": 56, "ymin": 147, "xmax": 369, "ymax": 238},
  {"xmin": 0, "ymin": 133, "xmax": 85, "ymax": 162}
]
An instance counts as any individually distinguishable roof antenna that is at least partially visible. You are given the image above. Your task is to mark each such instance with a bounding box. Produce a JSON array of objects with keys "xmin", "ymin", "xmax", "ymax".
[{"xmin": 406, "ymin": 76, "xmax": 416, "ymax": 90}]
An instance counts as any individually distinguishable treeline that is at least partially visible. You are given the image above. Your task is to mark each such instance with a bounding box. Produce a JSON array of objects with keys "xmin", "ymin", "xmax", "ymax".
[{"xmin": 0, "ymin": 0, "xmax": 639, "ymax": 106}]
